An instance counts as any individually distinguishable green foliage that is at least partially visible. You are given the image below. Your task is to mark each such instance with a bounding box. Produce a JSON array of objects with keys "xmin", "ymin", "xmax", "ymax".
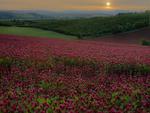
[
  {"xmin": 32, "ymin": 13, "xmax": 150, "ymax": 38},
  {"xmin": 39, "ymin": 81, "xmax": 51, "ymax": 90},
  {"xmin": 142, "ymin": 40, "xmax": 150, "ymax": 46},
  {"xmin": 0, "ymin": 57, "xmax": 13, "ymax": 68},
  {"xmin": 77, "ymin": 33, "xmax": 84, "ymax": 39},
  {"xmin": 105, "ymin": 63, "xmax": 150, "ymax": 75},
  {"xmin": 98, "ymin": 92, "xmax": 105, "ymax": 97},
  {"xmin": 111, "ymin": 92, "xmax": 132, "ymax": 109},
  {"xmin": 138, "ymin": 64, "xmax": 150, "ymax": 75},
  {"xmin": 35, "ymin": 58, "xmax": 54, "ymax": 71},
  {"xmin": 1, "ymin": 57, "xmax": 150, "ymax": 76},
  {"xmin": 39, "ymin": 81, "xmax": 64, "ymax": 90},
  {"xmin": 37, "ymin": 96, "xmax": 60, "ymax": 112},
  {"xmin": 37, "ymin": 96, "xmax": 59, "ymax": 104},
  {"xmin": 111, "ymin": 92, "xmax": 119, "ymax": 103},
  {"xmin": 37, "ymin": 98, "xmax": 46, "ymax": 104}
]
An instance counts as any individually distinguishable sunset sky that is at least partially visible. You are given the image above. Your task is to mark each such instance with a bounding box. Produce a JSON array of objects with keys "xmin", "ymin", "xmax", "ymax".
[{"xmin": 0, "ymin": 0, "xmax": 150, "ymax": 11}]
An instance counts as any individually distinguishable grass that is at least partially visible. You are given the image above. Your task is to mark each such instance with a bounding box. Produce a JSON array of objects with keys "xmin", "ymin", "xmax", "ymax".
[
  {"xmin": 1, "ymin": 56, "xmax": 150, "ymax": 76},
  {"xmin": 0, "ymin": 26, "xmax": 77, "ymax": 39}
]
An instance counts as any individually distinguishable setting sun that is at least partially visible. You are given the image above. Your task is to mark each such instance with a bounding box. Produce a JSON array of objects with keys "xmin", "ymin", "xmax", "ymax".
[{"xmin": 106, "ymin": 2, "xmax": 111, "ymax": 7}]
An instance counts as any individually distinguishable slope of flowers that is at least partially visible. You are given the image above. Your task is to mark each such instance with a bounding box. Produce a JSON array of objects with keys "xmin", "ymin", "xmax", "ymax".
[
  {"xmin": 0, "ymin": 34, "xmax": 150, "ymax": 65},
  {"xmin": 0, "ymin": 34, "xmax": 150, "ymax": 113}
]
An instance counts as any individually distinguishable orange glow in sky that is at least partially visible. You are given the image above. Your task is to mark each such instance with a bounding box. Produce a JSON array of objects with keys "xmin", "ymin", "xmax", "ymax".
[{"xmin": 0, "ymin": 0, "xmax": 149, "ymax": 11}]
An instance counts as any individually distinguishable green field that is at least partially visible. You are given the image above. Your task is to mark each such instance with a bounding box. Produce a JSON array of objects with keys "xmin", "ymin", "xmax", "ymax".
[{"xmin": 0, "ymin": 26, "xmax": 77, "ymax": 39}]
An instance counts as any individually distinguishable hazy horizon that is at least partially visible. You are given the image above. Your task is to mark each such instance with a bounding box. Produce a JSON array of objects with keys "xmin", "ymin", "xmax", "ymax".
[{"xmin": 0, "ymin": 0, "xmax": 150, "ymax": 11}]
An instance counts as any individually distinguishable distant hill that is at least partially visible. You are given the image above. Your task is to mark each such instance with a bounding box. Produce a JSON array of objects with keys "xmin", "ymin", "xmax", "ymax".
[
  {"xmin": 0, "ymin": 10, "xmax": 137, "ymax": 20},
  {"xmin": 0, "ymin": 11, "xmax": 50, "ymax": 20}
]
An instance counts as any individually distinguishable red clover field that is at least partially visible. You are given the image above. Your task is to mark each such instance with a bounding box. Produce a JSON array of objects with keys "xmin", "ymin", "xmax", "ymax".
[{"xmin": 0, "ymin": 34, "xmax": 150, "ymax": 113}]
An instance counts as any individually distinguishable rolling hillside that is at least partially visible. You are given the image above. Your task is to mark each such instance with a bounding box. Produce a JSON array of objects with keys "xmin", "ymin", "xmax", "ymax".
[
  {"xmin": 94, "ymin": 27, "xmax": 150, "ymax": 44},
  {"xmin": 0, "ymin": 12, "xmax": 149, "ymax": 38}
]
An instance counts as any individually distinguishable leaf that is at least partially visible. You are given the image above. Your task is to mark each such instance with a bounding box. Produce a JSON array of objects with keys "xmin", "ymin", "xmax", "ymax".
[
  {"xmin": 47, "ymin": 98, "xmax": 52, "ymax": 104},
  {"xmin": 98, "ymin": 91, "xmax": 105, "ymax": 97},
  {"xmin": 111, "ymin": 92, "xmax": 119, "ymax": 103},
  {"xmin": 123, "ymin": 95, "xmax": 131, "ymax": 103},
  {"xmin": 112, "ymin": 92, "xmax": 118, "ymax": 98},
  {"xmin": 47, "ymin": 108, "xmax": 53, "ymax": 113},
  {"xmin": 37, "ymin": 98, "xmax": 46, "ymax": 104}
]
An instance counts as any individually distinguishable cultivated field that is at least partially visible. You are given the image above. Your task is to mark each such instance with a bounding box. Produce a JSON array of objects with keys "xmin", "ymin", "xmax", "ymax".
[
  {"xmin": 0, "ymin": 34, "xmax": 150, "ymax": 113},
  {"xmin": 0, "ymin": 26, "xmax": 76, "ymax": 39}
]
